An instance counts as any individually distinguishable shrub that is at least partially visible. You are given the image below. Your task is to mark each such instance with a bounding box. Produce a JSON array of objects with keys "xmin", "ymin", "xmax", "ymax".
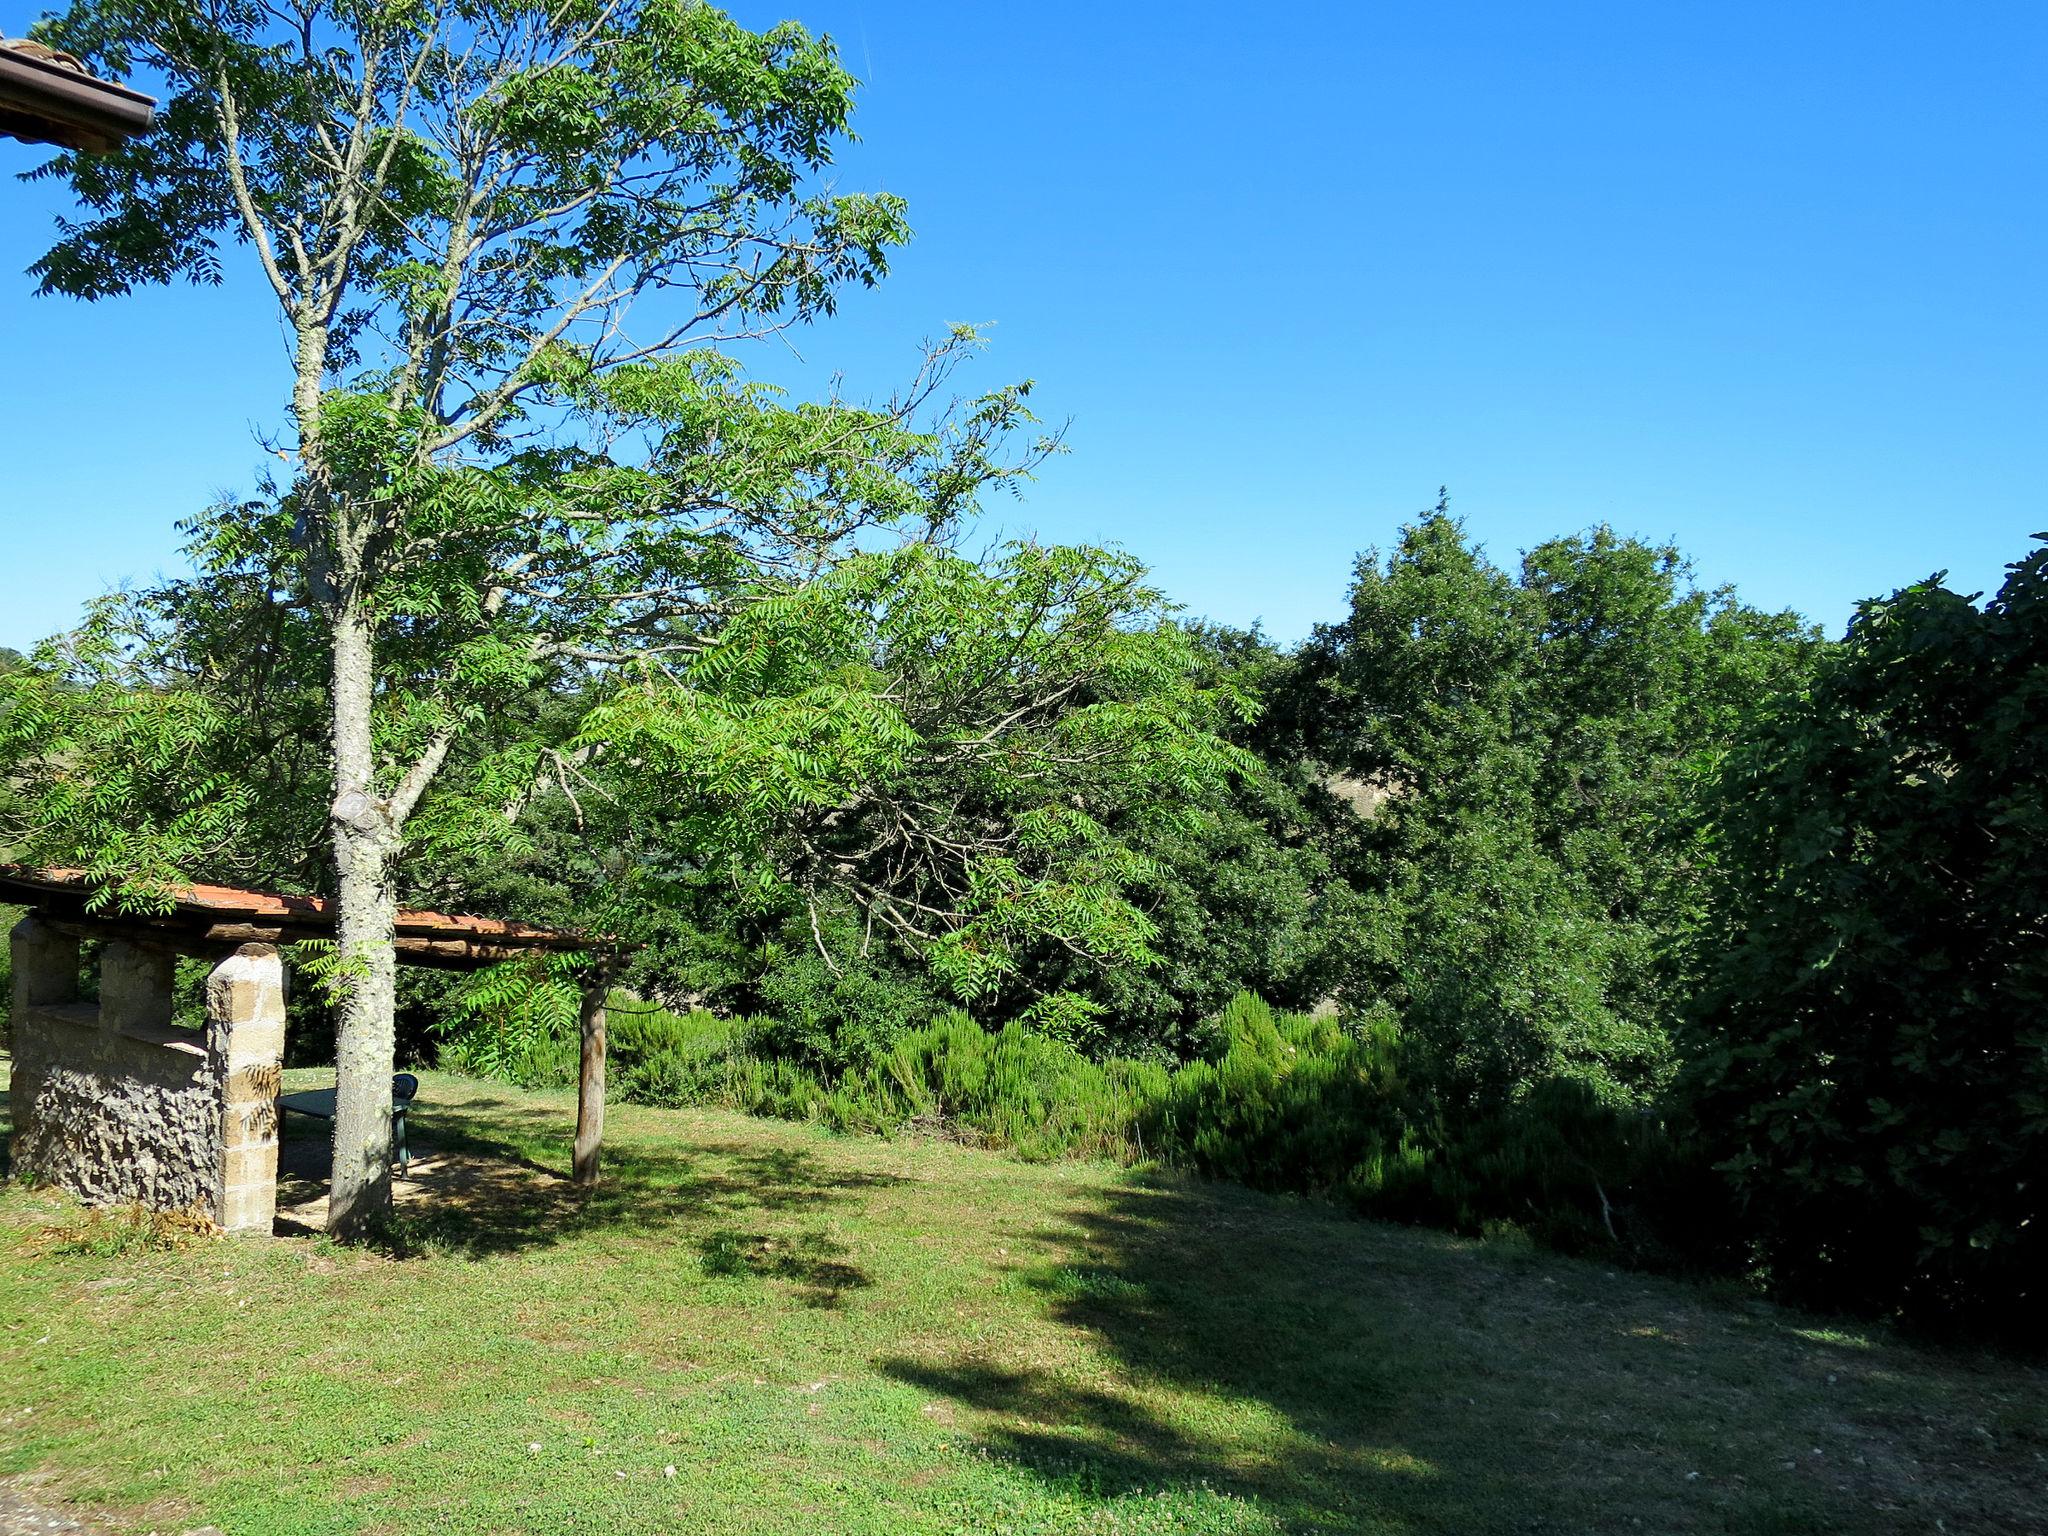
[
  {"xmin": 1150, "ymin": 994, "xmax": 1410, "ymax": 1192},
  {"xmin": 752, "ymin": 953, "xmax": 943, "ymax": 1074},
  {"xmin": 823, "ymin": 1011, "xmax": 1165, "ymax": 1161},
  {"xmin": 608, "ymin": 1004, "xmax": 827, "ymax": 1120},
  {"xmin": 1406, "ymin": 1078, "xmax": 1685, "ymax": 1255},
  {"xmin": 444, "ymin": 984, "xmax": 1695, "ymax": 1274}
]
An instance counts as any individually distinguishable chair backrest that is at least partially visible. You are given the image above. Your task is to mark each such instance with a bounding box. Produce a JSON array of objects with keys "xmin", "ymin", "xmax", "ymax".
[{"xmin": 392, "ymin": 1072, "xmax": 420, "ymax": 1104}]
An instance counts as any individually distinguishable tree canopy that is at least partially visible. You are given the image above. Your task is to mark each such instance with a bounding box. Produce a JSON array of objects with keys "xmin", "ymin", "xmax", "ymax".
[
  {"xmin": 1287, "ymin": 504, "xmax": 1821, "ymax": 1106},
  {"xmin": 1688, "ymin": 537, "xmax": 2047, "ymax": 1330}
]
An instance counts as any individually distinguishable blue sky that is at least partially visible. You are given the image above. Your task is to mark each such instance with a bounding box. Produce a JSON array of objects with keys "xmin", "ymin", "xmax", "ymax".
[{"xmin": 2, "ymin": 0, "xmax": 2043, "ymax": 652}]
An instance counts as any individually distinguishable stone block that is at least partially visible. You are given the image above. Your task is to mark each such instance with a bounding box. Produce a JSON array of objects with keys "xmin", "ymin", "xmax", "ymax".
[
  {"xmin": 101, "ymin": 940, "xmax": 176, "ymax": 1033},
  {"xmin": 222, "ymin": 1096, "xmax": 280, "ymax": 1148},
  {"xmin": 206, "ymin": 947, "xmax": 284, "ymax": 1038},
  {"xmin": 8, "ymin": 934, "xmax": 291, "ymax": 1237},
  {"xmin": 222, "ymin": 1019, "xmax": 287, "ymax": 1070},
  {"xmin": 224, "ymin": 1063, "xmax": 284, "ymax": 1107},
  {"xmin": 221, "ymin": 1140, "xmax": 279, "ymax": 1191},
  {"xmin": 218, "ymin": 1182, "xmax": 276, "ymax": 1234},
  {"xmin": 9, "ymin": 919, "xmax": 79, "ymax": 1057}
]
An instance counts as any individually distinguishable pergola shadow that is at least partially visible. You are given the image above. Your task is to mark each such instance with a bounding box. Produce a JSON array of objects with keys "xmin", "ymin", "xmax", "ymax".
[
  {"xmin": 272, "ymin": 1118, "xmax": 573, "ymax": 1239},
  {"xmin": 272, "ymin": 1091, "xmax": 907, "ymax": 1261}
]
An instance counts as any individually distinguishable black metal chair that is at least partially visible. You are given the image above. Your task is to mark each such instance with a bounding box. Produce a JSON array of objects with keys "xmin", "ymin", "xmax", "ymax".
[{"xmin": 391, "ymin": 1073, "xmax": 419, "ymax": 1172}]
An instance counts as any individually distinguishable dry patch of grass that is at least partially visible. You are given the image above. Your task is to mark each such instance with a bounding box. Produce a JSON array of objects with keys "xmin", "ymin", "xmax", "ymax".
[{"xmin": 0, "ymin": 1068, "xmax": 2042, "ymax": 1534}]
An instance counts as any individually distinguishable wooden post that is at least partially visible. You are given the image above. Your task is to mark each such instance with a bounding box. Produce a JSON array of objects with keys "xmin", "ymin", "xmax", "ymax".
[{"xmin": 572, "ymin": 981, "xmax": 607, "ymax": 1187}]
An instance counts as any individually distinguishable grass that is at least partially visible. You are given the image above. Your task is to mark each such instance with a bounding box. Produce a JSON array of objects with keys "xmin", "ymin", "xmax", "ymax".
[{"xmin": 1, "ymin": 1068, "xmax": 2044, "ymax": 1535}]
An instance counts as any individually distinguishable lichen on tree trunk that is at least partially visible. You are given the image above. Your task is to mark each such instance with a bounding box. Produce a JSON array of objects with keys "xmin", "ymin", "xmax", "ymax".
[{"xmin": 325, "ymin": 602, "xmax": 399, "ymax": 1238}]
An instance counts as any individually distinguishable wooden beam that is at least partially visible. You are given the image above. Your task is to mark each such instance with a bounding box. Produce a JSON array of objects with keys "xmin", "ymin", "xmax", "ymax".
[
  {"xmin": 0, "ymin": 47, "xmax": 156, "ymax": 154},
  {"xmin": 0, "ymin": 870, "xmax": 605, "ymax": 968},
  {"xmin": 36, "ymin": 914, "xmax": 570, "ymax": 972},
  {"xmin": 43, "ymin": 916, "xmax": 215, "ymax": 956},
  {"xmin": 573, "ymin": 984, "xmax": 608, "ymax": 1187}
]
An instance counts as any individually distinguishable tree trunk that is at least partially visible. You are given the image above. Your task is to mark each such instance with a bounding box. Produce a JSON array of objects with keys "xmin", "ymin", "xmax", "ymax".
[
  {"xmin": 326, "ymin": 602, "xmax": 400, "ymax": 1238},
  {"xmin": 573, "ymin": 985, "xmax": 607, "ymax": 1187}
]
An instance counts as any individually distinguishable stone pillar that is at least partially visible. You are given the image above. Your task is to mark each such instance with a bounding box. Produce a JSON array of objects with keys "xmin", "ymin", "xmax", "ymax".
[
  {"xmin": 99, "ymin": 940, "xmax": 176, "ymax": 1033},
  {"xmin": 206, "ymin": 945, "xmax": 285, "ymax": 1234},
  {"xmin": 9, "ymin": 916, "xmax": 80, "ymax": 1060},
  {"xmin": 9, "ymin": 916, "xmax": 80, "ymax": 1010}
]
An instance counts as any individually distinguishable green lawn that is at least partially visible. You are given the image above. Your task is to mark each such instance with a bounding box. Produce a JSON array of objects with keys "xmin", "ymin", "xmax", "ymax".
[{"xmin": 1, "ymin": 1069, "xmax": 2042, "ymax": 1535}]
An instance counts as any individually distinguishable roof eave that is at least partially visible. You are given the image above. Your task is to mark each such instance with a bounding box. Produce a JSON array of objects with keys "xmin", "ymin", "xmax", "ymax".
[{"xmin": 0, "ymin": 49, "xmax": 154, "ymax": 153}]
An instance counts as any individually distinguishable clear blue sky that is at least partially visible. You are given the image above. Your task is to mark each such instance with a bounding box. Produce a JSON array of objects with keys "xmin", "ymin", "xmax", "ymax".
[{"xmin": 3, "ymin": 0, "xmax": 2043, "ymax": 651}]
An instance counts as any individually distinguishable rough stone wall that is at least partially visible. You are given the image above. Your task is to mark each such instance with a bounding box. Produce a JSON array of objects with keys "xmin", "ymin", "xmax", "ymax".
[
  {"xmin": 7, "ymin": 921, "xmax": 285, "ymax": 1233},
  {"xmin": 10, "ymin": 1000, "xmax": 221, "ymax": 1213}
]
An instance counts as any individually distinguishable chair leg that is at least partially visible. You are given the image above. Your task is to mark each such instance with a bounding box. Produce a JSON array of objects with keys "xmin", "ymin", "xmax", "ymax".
[{"xmin": 394, "ymin": 1108, "xmax": 409, "ymax": 1176}]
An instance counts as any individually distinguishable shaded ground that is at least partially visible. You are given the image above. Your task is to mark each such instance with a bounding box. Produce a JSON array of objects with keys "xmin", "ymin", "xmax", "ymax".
[
  {"xmin": 0, "ymin": 1067, "xmax": 2043, "ymax": 1535},
  {"xmin": 272, "ymin": 1105, "xmax": 567, "ymax": 1236},
  {"xmin": 0, "ymin": 1478, "xmax": 110, "ymax": 1535}
]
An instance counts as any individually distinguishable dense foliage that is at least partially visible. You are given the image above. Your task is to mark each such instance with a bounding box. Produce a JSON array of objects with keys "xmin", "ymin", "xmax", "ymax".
[
  {"xmin": 1287, "ymin": 507, "xmax": 1821, "ymax": 1107},
  {"xmin": 579, "ymin": 540, "xmax": 1260, "ymax": 1038},
  {"xmin": 1688, "ymin": 538, "xmax": 2047, "ymax": 1337},
  {"xmin": 12, "ymin": 495, "xmax": 2041, "ymax": 1341}
]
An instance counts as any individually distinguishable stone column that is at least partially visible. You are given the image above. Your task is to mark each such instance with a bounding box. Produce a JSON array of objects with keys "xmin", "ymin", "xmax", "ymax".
[
  {"xmin": 206, "ymin": 945, "xmax": 285, "ymax": 1234},
  {"xmin": 7, "ymin": 915, "xmax": 79, "ymax": 1062},
  {"xmin": 99, "ymin": 940, "xmax": 176, "ymax": 1033}
]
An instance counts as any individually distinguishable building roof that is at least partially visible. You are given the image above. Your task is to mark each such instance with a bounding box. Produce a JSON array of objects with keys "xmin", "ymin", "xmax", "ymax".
[
  {"xmin": 0, "ymin": 37, "xmax": 155, "ymax": 153},
  {"xmin": 0, "ymin": 867, "xmax": 600, "ymax": 970}
]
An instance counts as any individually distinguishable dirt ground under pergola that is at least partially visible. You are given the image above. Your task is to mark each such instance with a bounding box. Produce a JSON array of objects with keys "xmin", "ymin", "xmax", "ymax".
[{"xmin": 271, "ymin": 1111, "xmax": 566, "ymax": 1234}]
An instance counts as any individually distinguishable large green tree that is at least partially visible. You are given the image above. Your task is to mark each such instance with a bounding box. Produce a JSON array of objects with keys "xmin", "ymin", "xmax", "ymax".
[
  {"xmin": 1288, "ymin": 504, "xmax": 1819, "ymax": 1106},
  {"xmin": 20, "ymin": 0, "xmax": 1011, "ymax": 1233},
  {"xmin": 1689, "ymin": 538, "xmax": 2047, "ymax": 1334}
]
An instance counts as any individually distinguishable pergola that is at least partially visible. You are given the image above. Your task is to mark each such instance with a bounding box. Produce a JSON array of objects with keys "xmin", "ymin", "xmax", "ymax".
[{"xmin": 2, "ymin": 867, "xmax": 616, "ymax": 1231}]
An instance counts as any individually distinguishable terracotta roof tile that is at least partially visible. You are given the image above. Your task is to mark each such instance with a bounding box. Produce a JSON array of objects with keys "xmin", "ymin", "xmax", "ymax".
[{"xmin": 0, "ymin": 866, "xmax": 592, "ymax": 949}]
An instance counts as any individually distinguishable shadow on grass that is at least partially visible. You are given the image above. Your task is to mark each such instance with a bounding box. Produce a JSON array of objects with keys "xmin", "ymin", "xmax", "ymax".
[
  {"xmin": 696, "ymin": 1225, "xmax": 873, "ymax": 1308},
  {"xmin": 884, "ymin": 1176, "xmax": 1427, "ymax": 1534},
  {"xmin": 277, "ymin": 1090, "xmax": 903, "ymax": 1265},
  {"xmin": 885, "ymin": 1173, "xmax": 2048, "ymax": 1536}
]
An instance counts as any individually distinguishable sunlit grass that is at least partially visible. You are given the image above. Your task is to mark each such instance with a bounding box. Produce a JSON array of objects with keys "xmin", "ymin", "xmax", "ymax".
[
  {"xmin": 1, "ymin": 1068, "xmax": 2042, "ymax": 1535},
  {"xmin": 1790, "ymin": 1325, "xmax": 1876, "ymax": 1350}
]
